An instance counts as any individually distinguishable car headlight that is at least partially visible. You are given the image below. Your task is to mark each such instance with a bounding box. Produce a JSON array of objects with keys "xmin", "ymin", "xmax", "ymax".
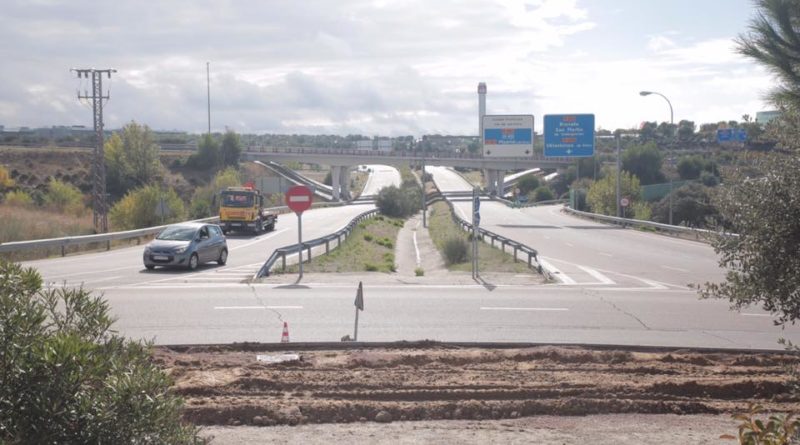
[{"xmin": 173, "ymin": 246, "xmax": 188, "ymax": 254}]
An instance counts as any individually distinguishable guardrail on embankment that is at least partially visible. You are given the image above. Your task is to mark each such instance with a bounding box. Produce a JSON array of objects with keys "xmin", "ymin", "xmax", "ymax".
[
  {"xmin": 254, "ymin": 208, "xmax": 379, "ymax": 278},
  {"xmin": 562, "ymin": 206, "xmax": 727, "ymax": 241},
  {"xmin": 437, "ymin": 195, "xmax": 546, "ymax": 277},
  {"xmin": 0, "ymin": 202, "xmax": 350, "ymax": 257}
]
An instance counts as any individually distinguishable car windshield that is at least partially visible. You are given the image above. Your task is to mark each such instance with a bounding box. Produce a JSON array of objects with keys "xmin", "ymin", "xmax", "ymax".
[
  {"xmin": 156, "ymin": 226, "xmax": 197, "ymax": 241},
  {"xmin": 222, "ymin": 192, "xmax": 254, "ymax": 208}
]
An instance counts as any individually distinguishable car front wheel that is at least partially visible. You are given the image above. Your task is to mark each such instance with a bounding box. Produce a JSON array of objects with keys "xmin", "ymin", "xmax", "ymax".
[{"xmin": 188, "ymin": 253, "xmax": 199, "ymax": 270}]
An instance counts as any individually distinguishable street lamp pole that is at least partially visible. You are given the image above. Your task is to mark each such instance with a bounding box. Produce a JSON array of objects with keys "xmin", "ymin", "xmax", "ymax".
[{"xmin": 640, "ymin": 90, "xmax": 674, "ymax": 225}]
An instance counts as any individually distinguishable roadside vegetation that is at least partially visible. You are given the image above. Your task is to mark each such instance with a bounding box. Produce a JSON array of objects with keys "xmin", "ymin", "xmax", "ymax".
[
  {"xmin": 427, "ymin": 201, "xmax": 533, "ymax": 274},
  {"xmin": 282, "ymin": 215, "xmax": 403, "ymax": 273},
  {"xmin": 0, "ymin": 260, "xmax": 204, "ymax": 444}
]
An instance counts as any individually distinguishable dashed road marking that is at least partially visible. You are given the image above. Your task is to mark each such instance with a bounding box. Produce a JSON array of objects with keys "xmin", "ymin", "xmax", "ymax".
[
  {"xmin": 214, "ymin": 305, "xmax": 304, "ymax": 310},
  {"xmin": 480, "ymin": 307, "xmax": 569, "ymax": 311}
]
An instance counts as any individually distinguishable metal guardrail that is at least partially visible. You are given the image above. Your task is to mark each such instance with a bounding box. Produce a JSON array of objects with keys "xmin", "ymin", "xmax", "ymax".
[
  {"xmin": 0, "ymin": 202, "xmax": 349, "ymax": 257},
  {"xmin": 254, "ymin": 208, "xmax": 379, "ymax": 278},
  {"xmin": 443, "ymin": 199, "xmax": 545, "ymax": 275},
  {"xmin": 562, "ymin": 206, "xmax": 727, "ymax": 239},
  {"xmin": 0, "ymin": 216, "xmax": 220, "ymax": 257}
]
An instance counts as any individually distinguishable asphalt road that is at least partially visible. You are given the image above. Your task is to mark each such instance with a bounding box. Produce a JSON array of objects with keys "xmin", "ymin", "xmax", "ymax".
[
  {"xmin": 22, "ymin": 203, "xmax": 376, "ymax": 289},
  {"xmin": 17, "ymin": 165, "xmax": 800, "ymax": 350}
]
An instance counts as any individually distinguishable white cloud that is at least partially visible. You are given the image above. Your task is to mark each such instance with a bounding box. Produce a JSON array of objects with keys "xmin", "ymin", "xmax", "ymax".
[{"xmin": 0, "ymin": 0, "xmax": 772, "ymax": 135}]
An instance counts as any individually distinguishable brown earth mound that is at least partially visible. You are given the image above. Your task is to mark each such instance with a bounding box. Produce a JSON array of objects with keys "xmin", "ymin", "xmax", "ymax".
[{"xmin": 152, "ymin": 344, "xmax": 800, "ymax": 427}]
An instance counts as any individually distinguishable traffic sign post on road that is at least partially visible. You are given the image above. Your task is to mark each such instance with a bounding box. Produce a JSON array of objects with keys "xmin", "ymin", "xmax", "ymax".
[
  {"xmin": 544, "ymin": 114, "xmax": 595, "ymax": 157},
  {"xmin": 286, "ymin": 185, "xmax": 314, "ymax": 280},
  {"xmin": 353, "ymin": 281, "xmax": 364, "ymax": 341},
  {"xmin": 472, "ymin": 188, "xmax": 480, "ymax": 279}
]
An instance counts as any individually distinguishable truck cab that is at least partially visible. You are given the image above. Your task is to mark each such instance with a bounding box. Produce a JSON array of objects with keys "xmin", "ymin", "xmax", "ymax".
[{"xmin": 218, "ymin": 186, "xmax": 277, "ymax": 234}]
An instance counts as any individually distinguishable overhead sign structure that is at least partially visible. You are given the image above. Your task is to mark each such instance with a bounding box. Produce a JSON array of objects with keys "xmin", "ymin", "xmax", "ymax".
[
  {"xmin": 286, "ymin": 185, "xmax": 313, "ymax": 214},
  {"xmin": 544, "ymin": 114, "xmax": 595, "ymax": 157},
  {"xmin": 482, "ymin": 115, "xmax": 534, "ymax": 158},
  {"xmin": 717, "ymin": 128, "xmax": 747, "ymax": 143}
]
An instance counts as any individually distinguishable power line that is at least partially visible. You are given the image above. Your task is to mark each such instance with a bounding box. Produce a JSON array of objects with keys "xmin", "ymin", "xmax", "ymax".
[{"xmin": 71, "ymin": 67, "xmax": 116, "ymax": 233}]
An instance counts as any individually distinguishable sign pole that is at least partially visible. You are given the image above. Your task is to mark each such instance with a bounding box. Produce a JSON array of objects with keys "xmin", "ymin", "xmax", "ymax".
[
  {"xmin": 285, "ymin": 185, "xmax": 314, "ymax": 281},
  {"xmin": 353, "ymin": 281, "xmax": 364, "ymax": 341},
  {"xmin": 472, "ymin": 187, "xmax": 479, "ymax": 279},
  {"xmin": 297, "ymin": 213, "xmax": 303, "ymax": 279},
  {"xmin": 354, "ymin": 305, "xmax": 359, "ymax": 341}
]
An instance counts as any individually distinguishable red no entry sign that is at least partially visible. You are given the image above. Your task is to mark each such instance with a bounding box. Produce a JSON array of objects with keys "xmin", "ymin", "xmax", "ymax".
[{"xmin": 286, "ymin": 185, "xmax": 313, "ymax": 213}]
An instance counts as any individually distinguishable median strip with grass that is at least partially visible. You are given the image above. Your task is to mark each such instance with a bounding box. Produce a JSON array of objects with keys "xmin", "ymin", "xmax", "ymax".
[
  {"xmin": 281, "ymin": 215, "xmax": 404, "ymax": 273},
  {"xmin": 427, "ymin": 201, "xmax": 535, "ymax": 274}
]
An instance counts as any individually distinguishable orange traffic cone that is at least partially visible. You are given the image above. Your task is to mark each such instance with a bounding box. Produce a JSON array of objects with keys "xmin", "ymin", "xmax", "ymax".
[{"xmin": 281, "ymin": 321, "xmax": 290, "ymax": 343}]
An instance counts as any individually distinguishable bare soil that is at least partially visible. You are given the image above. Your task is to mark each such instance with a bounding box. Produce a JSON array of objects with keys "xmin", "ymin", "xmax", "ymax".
[{"xmin": 153, "ymin": 344, "xmax": 800, "ymax": 428}]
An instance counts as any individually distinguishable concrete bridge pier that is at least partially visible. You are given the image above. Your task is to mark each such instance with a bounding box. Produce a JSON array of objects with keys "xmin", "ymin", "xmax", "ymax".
[
  {"xmin": 338, "ymin": 166, "xmax": 351, "ymax": 201},
  {"xmin": 484, "ymin": 169, "xmax": 496, "ymax": 195},
  {"xmin": 331, "ymin": 166, "xmax": 342, "ymax": 201},
  {"xmin": 496, "ymin": 169, "xmax": 506, "ymax": 198}
]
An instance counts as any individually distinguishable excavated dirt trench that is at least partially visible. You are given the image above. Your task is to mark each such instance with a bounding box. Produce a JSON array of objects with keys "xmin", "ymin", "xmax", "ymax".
[{"xmin": 153, "ymin": 344, "xmax": 800, "ymax": 427}]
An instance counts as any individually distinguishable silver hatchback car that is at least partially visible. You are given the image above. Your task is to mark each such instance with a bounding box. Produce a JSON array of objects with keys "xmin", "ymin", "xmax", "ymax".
[{"xmin": 143, "ymin": 222, "xmax": 228, "ymax": 270}]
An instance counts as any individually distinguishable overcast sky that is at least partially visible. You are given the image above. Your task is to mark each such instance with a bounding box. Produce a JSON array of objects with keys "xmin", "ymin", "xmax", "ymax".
[{"xmin": 0, "ymin": 0, "xmax": 774, "ymax": 136}]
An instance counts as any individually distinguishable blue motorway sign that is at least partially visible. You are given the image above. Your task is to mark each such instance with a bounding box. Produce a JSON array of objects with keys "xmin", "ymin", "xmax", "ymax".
[
  {"xmin": 544, "ymin": 114, "xmax": 595, "ymax": 157},
  {"xmin": 717, "ymin": 128, "xmax": 747, "ymax": 142}
]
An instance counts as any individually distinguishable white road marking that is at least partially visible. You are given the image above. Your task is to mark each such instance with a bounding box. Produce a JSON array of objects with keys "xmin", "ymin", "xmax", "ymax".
[
  {"xmin": 577, "ymin": 266, "xmax": 615, "ymax": 285},
  {"xmin": 565, "ymin": 242, "xmax": 574, "ymax": 248},
  {"xmin": 231, "ymin": 228, "xmax": 290, "ymax": 250},
  {"xmin": 43, "ymin": 266, "xmax": 140, "ymax": 280},
  {"xmin": 538, "ymin": 258, "xmax": 576, "ymax": 285},
  {"xmin": 413, "ymin": 219, "xmax": 422, "ymax": 266},
  {"xmin": 214, "ymin": 306, "xmax": 304, "ymax": 310},
  {"xmin": 662, "ymin": 265, "xmax": 690, "ymax": 273},
  {"xmin": 741, "ymin": 313, "xmax": 772, "ymax": 318},
  {"xmin": 480, "ymin": 307, "xmax": 569, "ymax": 311},
  {"xmin": 599, "ymin": 252, "xmax": 613, "ymax": 257}
]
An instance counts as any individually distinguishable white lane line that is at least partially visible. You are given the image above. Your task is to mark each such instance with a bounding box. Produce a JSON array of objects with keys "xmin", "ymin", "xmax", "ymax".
[
  {"xmin": 565, "ymin": 242, "xmax": 574, "ymax": 248},
  {"xmin": 662, "ymin": 265, "xmax": 690, "ymax": 273},
  {"xmin": 231, "ymin": 228, "xmax": 290, "ymax": 250},
  {"xmin": 741, "ymin": 313, "xmax": 772, "ymax": 317},
  {"xmin": 599, "ymin": 252, "xmax": 613, "ymax": 257},
  {"xmin": 413, "ymin": 219, "xmax": 422, "ymax": 267},
  {"xmin": 538, "ymin": 258, "xmax": 576, "ymax": 285},
  {"xmin": 577, "ymin": 266, "xmax": 615, "ymax": 285},
  {"xmin": 481, "ymin": 307, "xmax": 569, "ymax": 311},
  {"xmin": 43, "ymin": 266, "xmax": 140, "ymax": 280},
  {"xmin": 215, "ymin": 306, "xmax": 304, "ymax": 310}
]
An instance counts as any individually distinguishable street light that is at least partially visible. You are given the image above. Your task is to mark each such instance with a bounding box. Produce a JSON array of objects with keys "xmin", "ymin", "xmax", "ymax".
[{"xmin": 639, "ymin": 90, "xmax": 674, "ymax": 226}]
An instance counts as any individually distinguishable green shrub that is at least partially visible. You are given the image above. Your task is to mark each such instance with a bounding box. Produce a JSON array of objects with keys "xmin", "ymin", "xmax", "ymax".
[
  {"xmin": 364, "ymin": 263, "xmax": 379, "ymax": 272},
  {"xmin": 109, "ymin": 184, "xmax": 186, "ymax": 230},
  {"xmin": 415, "ymin": 267, "xmax": 425, "ymax": 276},
  {"xmin": 3, "ymin": 190, "xmax": 33, "ymax": 207},
  {"xmin": 376, "ymin": 185, "xmax": 420, "ymax": 218},
  {"xmin": 43, "ymin": 178, "xmax": 86, "ymax": 216},
  {"xmin": 443, "ymin": 237, "xmax": 469, "ymax": 265},
  {"xmin": 532, "ymin": 186, "xmax": 554, "ymax": 202},
  {"xmin": 383, "ymin": 253, "xmax": 394, "ymax": 263},
  {"xmin": 363, "ymin": 233, "xmax": 374, "ymax": 242},
  {"xmin": 720, "ymin": 404, "xmax": 799, "ymax": 444},
  {"xmin": 0, "ymin": 261, "xmax": 203, "ymax": 444}
]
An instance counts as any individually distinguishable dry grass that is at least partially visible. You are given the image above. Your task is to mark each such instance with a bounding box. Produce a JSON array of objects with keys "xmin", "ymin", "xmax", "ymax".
[
  {"xmin": 459, "ymin": 170, "xmax": 484, "ymax": 188},
  {"xmin": 0, "ymin": 204, "xmax": 151, "ymax": 262},
  {"xmin": 281, "ymin": 215, "xmax": 403, "ymax": 273},
  {"xmin": 427, "ymin": 201, "xmax": 532, "ymax": 273}
]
